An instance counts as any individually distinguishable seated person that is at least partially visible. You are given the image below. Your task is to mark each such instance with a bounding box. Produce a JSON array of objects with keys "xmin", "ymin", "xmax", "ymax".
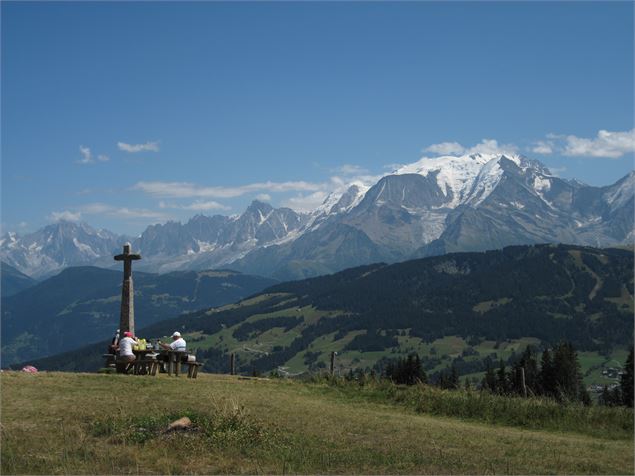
[
  {"xmin": 159, "ymin": 331, "xmax": 186, "ymax": 352},
  {"xmin": 108, "ymin": 328, "xmax": 120, "ymax": 354},
  {"xmin": 116, "ymin": 331, "xmax": 138, "ymax": 372},
  {"xmin": 157, "ymin": 332, "xmax": 188, "ymax": 370}
]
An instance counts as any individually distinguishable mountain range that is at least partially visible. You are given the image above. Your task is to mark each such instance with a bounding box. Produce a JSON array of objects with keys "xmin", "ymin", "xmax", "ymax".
[{"xmin": 2, "ymin": 153, "xmax": 633, "ymax": 280}]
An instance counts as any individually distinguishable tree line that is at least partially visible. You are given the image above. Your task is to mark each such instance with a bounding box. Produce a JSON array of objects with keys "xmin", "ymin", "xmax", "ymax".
[{"xmin": 378, "ymin": 343, "xmax": 634, "ymax": 407}]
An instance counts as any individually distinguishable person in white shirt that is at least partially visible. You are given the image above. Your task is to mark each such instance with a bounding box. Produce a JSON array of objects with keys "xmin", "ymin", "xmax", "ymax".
[
  {"xmin": 157, "ymin": 332, "xmax": 188, "ymax": 372},
  {"xmin": 116, "ymin": 331, "xmax": 138, "ymax": 373},
  {"xmin": 160, "ymin": 331, "xmax": 187, "ymax": 351}
]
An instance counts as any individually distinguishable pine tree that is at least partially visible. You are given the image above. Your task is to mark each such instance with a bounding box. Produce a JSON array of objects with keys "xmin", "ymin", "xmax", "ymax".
[
  {"xmin": 600, "ymin": 385, "xmax": 623, "ymax": 407},
  {"xmin": 551, "ymin": 342, "xmax": 587, "ymax": 403},
  {"xmin": 600, "ymin": 385, "xmax": 612, "ymax": 406},
  {"xmin": 580, "ymin": 385, "xmax": 592, "ymax": 406},
  {"xmin": 385, "ymin": 361, "xmax": 395, "ymax": 381},
  {"xmin": 540, "ymin": 348, "xmax": 556, "ymax": 397},
  {"xmin": 496, "ymin": 359, "xmax": 508, "ymax": 395},
  {"xmin": 482, "ymin": 361, "xmax": 497, "ymax": 392},
  {"xmin": 437, "ymin": 371, "xmax": 448, "ymax": 389},
  {"xmin": 511, "ymin": 346, "xmax": 539, "ymax": 396},
  {"xmin": 415, "ymin": 354, "xmax": 427, "ymax": 384},
  {"xmin": 449, "ymin": 363, "xmax": 459, "ymax": 389},
  {"xmin": 610, "ymin": 386, "xmax": 622, "ymax": 407},
  {"xmin": 620, "ymin": 347, "xmax": 634, "ymax": 407},
  {"xmin": 385, "ymin": 353, "xmax": 426, "ymax": 385}
]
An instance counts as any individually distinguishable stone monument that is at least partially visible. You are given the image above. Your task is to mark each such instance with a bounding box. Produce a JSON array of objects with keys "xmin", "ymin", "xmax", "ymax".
[{"xmin": 114, "ymin": 242, "xmax": 141, "ymax": 335}]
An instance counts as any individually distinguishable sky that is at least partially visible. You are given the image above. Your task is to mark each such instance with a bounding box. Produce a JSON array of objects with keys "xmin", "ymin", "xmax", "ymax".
[{"xmin": 2, "ymin": 1, "xmax": 634, "ymax": 236}]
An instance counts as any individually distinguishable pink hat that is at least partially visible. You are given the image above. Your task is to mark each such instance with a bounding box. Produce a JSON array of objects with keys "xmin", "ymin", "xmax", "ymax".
[{"xmin": 123, "ymin": 331, "xmax": 133, "ymax": 337}]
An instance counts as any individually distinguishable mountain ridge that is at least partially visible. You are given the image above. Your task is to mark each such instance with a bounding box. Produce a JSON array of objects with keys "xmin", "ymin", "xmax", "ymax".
[
  {"xmin": 2, "ymin": 153, "xmax": 633, "ymax": 280},
  {"xmin": 0, "ymin": 261, "xmax": 37, "ymax": 297},
  {"xmin": 0, "ymin": 266, "xmax": 277, "ymax": 365}
]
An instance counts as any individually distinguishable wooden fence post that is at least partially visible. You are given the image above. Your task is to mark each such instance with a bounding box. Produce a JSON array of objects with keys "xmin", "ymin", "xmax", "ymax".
[
  {"xmin": 230, "ymin": 353, "xmax": 235, "ymax": 375},
  {"xmin": 330, "ymin": 351, "xmax": 335, "ymax": 376},
  {"xmin": 520, "ymin": 367, "xmax": 527, "ymax": 398}
]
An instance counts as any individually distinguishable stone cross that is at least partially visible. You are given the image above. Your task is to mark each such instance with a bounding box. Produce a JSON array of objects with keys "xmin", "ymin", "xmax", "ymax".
[{"xmin": 114, "ymin": 243, "xmax": 141, "ymax": 335}]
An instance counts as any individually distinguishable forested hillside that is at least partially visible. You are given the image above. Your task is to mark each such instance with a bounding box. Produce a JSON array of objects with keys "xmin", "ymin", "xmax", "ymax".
[
  {"xmin": 1, "ymin": 262, "xmax": 37, "ymax": 297},
  {"xmin": 25, "ymin": 245, "xmax": 633, "ymax": 385},
  {"xmin": 1, "ymin": 267, "xmax": 276, "ymax": 364}
]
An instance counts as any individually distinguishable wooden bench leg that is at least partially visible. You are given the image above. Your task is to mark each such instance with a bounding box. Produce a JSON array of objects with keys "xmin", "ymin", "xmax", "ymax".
[
  {"xmin": 192, "ymin": 365, "xmax": 199, "ymax": 378},
  {"xmin": 187, "ymin": 364, "xmax": 193, "ymax": 378}
]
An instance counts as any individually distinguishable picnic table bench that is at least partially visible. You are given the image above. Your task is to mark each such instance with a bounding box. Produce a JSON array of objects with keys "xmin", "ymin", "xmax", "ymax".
[
  {"xmin": 161, "ymin": 350, "xmax": 203, "ymax": 378},
  {"xmin": 103, "ymin": 349, "xmax": 202, "ymax": 378}
]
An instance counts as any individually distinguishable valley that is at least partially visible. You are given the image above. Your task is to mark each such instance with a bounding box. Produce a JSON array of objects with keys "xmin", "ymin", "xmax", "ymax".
[
  {"xmin": 0, "ymin": 267, "xmax": 276, "ymax": 365},
  {"xmin": 22, "ymin": 244, "xmax": 633, "ymax": 395}
]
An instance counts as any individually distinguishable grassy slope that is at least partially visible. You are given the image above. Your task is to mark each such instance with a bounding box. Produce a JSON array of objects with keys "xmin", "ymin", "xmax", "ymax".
[
  {"xmin": 188, "ymin": 312, "xmax": 627, "ymax": 388},
  {"xmin": 1, "ymin": 372, "xmax": 632, "ymax": 475}
]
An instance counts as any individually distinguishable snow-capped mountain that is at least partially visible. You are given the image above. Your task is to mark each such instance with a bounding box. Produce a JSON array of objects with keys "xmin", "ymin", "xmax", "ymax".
[
  {"xmin": 0, "ymin": 221, "xmax": 124, "ymax": 278},
  {"xmin": 2, "ymin": 153, "xmax": 633, "ymax": 280},
  {"xmin": 131, "ymin": 201, "xmax": 312, "ymax": 274},
  {"xmin": 231, "ymin": 153, "xmax": 634, "ymax": 279},
  {"xmin": 393, "ymin": 153, "xmax": 551, "ymax": 208}
]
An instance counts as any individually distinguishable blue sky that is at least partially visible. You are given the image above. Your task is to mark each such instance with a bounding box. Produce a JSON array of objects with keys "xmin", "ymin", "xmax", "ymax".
[{"xmin": 2, "ymin": 1, "xmax": 633, "ymax": 235}]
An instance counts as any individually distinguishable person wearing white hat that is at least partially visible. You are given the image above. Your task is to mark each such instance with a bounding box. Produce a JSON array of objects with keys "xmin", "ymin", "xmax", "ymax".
[
  {"xmin": 159, "ymin": 331, "xmax": 186, "ymax": 351},
  {"xmin": 157, "ymin": 331, "xmax": 188, "ymax": 373}
]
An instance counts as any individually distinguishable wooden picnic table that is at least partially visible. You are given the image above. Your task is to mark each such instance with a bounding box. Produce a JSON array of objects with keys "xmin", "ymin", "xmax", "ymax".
[
  {"xmin": 131, "ymin": 348, "xmax": 159, "ymax": 375},
  {"xmin": 106, "ymin": 348, "xmax": 201, "ymax": 377},
  {"xmin": 159, "ymin": 349, "xmax": 188, "ymax": 376}
]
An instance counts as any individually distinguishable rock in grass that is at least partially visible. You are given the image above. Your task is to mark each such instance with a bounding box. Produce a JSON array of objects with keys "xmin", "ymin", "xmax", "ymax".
[{"xmin": 167, "ymin": 417, "xmax": 192, "ymax": 432}]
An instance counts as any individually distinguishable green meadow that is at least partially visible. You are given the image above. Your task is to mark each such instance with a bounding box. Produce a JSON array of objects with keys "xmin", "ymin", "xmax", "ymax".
[{"xmin": 1, "ymin": 371, "xmax": 632, "ymax": 475}]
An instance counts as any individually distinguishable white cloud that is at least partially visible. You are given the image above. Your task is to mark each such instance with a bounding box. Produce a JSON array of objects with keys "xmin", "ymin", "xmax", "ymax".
[
  {"xmin": 275, "ymin": 169, "xmax": 382, "ymax": 213},
  {"xmin": 383, "ymin": 163, "xmax": 404, "ymax": 172},
  {"xmin": 465, "ymin": 139, "xmax": 518, "ymax": 156},
  {"xmin": 118, "ymin": 141, "xmax": 160, "ymax": 153},
  {"xmin": 130, "ymin": 161, "xmax": 389, "ymax": 214},
  {"xmin": 132, "ymin": 180, "xmax": 322, "ymax": 199},
  {"xmin": 77, "ymin": 145, "xmax": 109, "ymax": 164},
  {"xmin": 76, "ymin": 203, "xmax": 169, "ymax": 220},
  {"xmin": 255, "ymin": 194, "xmax": 272, "ymax": 202},
  {"xmin": 49, "ymin": 210, "xmax": 82, "ymax": 222},
  {"xmin": 79, "ymin": 203, "xmax": 114, "ymax": 214},
  {"xmin": 77, "ymin": 146, "xmax": 93, "ymax": 164},
  {"xmin": 424, "ymin": 142, "xmax": 466, "ymax": 156},
  {"xmin": 548, "ymin": 166, "xmax": 567, "ymax": 177},
  {"xmin": 424, "ymin": 139, "xmax": 518, "ymax": 157},
  {"xmin": 529, "ymin": 129, "xmax": 635, "ymax": 159},
  {"xmin": 561, "ymin": 129, "xmax": 635, "ymax": 159},
  {"xmin": 281, "ymin": 191, "xmax": 330, "ymax": 212},
  {"xmin": 332, "ymin": 164, "xmax": 369, "ymax": 176},
  {"xmin": 532, "ymin": 141, "xmax": 554, "ymax": 155},
  {"xmin": 159, "ymin": 200, "xmax": 230, "ymax": 211},
  {"xmin": 115, "ymin": 207, "xmax": 169, "ymax": 219}
]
